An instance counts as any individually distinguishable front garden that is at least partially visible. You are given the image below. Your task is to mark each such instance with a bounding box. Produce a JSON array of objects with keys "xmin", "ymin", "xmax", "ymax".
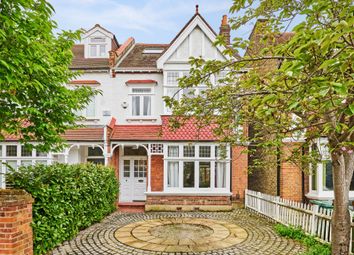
[{"xmin": 7, "ymin": 163, "xmax": 118, "ymax": 255}]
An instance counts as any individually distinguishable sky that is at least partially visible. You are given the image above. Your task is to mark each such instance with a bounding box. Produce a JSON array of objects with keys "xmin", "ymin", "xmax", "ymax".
[{"xmin": 49, "ymin": 0, "xmax": 253, "ymax": 45}]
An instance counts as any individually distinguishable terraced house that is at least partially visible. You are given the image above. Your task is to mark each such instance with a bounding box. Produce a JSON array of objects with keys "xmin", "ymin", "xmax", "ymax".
[{"xmin": 1, "ymin": 7, "xmax": 345, "ymax": 210}]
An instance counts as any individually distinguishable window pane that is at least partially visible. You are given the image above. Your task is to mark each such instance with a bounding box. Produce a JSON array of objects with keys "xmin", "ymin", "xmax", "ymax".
[
  {"xmin": 21, "ymin": 146, "xmax": 32, "ymax": 157},
  {"xmin": 215, "ymin": 162, "xmax": 226, "ymax": 188},
  {"xmin": 99, "ymin": 45, "xmax": 106, "ymax": 56},
  {"xmin": 123, "ymin": 147, "xmax": 147, "ymax": 156},
  {"xmin": 199, "ymin": 146, "xmax": 211, "ymax": 158},
  {"xmin": 87, "ymin": 158, "xmax": 104, "ymax": 165},
  {"xmin": 199, "ymin": 162, "xmax": 210, "ymax": 188},
  {"xmin": 182, "ymin": 88, "xmax": 195, "ymax": 98},
  {"xmin": 6, "ymin": 160, "xmax": 17, "ymax": 171},
  {"xmin": 123, "ymin": 160, "xmax": 130, "ymax": 177},
  {"xmin": 183, "ymin": 146, "xmax": 195, "ymax": 157},
  {"xmin": 132, "ymin": 96, "xmax": 140, "ymax": 116},
  {"xmin": 85, "ymin": 97, "xmax": 95, "ymax": 117},
  {"xmin": 311, "ymin": 165, "xmax": 317, "ymax": 191},
  {"xmin": 36, "ymin": 150, "xmax": 47, "ymax": 157},
  {"xmin": 35, "ymin": 160, "xmax": 47, "ymax": 165},
  {"xmin": 168, "ymin": 146, "xmax": 179, "ymax": 157},
  {"xmin": 21, "ymin": 160, "xmax": 32, "ymax": 167},
  {"xmin": 167, "ymin": 72, "xmax": 179, "ymax": 85},
  {"xmin": 143, "ymin": 96, "xmax": 151, "ymax": 116},
  {"xmin": 88, "ymin": 147, "xmax": 103, "ymax": 156},
  {"xmin": 132, "ymin": 88, "xmax": 151, "ymax": 94},
  {"xmin": 90, "ymin": 37, "xmax": 105, "ymax": 43},
  {"xmin": 323, "ymin": 161, "xmax": 333, "ymax": 191},
  {"xmin": 183, "ymin": 162, "xmax": 194, "ymax": 187},
  {"xmin": 167, "ymin": 162, "xmax": 179, "ymax": 187},
  {"xmin": 90, "ymin": 45, "xmax": 97, "ymax": 56},
  {"xmin": 6, "ymin": 146, "xmax": 17, "ymax": 157},
  {"xmin": 134, "ymin": 160, "xmax": 147, "ymax": 178}
]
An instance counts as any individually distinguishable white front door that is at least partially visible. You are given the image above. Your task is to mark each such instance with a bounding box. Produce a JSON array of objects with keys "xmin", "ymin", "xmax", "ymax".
[{"xmin": 119, "ymin": 157, "xmax": 147, "ymax": 202}]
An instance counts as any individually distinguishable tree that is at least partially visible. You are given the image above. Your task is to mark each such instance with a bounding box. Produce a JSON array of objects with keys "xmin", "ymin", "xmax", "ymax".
[
  {"xmin": 0, "ymin": 0, "xmax": 96, "ymax": 151},
  {"xmin": 165, "ymin": 0, "xmax": 354, "ymax": 254}
]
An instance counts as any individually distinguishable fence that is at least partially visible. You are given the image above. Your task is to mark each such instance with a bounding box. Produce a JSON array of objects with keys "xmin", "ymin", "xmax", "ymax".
[{"xmin": 245, "ymin": 189, "xmax": 354, "ymax": 252}]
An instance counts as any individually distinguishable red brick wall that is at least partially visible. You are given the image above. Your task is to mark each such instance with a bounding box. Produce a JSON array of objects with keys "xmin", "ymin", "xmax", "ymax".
[
  {"xmin": 0, "ymin": 189, "xmax": 33, "ymax": 255},
  {"xmin": 232, "ymin": 146, "xmax": 248, "ymax": 200},
  {"xmin": 151, "ymin": 155, "xmax": 163, "ymax": 192},
  {"xmin": 280, "ymin": 143, "xmax": 303, "ymax": 201},
  {"xmin": 146, "ymin": 195, "xmax": 231, "ymax": 205},
  {"xmin": 110, "ymin": 148, "xmax": 119, "ymax": 179}
]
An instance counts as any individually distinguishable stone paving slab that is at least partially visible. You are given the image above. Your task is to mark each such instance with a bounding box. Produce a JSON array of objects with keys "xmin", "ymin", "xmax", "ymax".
[{"xmin": 51, "ymin": 209, "xmax": 307, "ymax": 255}]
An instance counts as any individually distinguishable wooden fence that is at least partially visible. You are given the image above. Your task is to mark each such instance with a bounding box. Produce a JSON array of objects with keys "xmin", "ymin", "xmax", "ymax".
[{"xmin": 245, "ymin": 189, "xmax": 354, "ymax": 252}]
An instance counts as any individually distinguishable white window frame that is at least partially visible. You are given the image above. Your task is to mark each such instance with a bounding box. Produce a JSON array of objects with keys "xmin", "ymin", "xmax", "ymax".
[
  {"xmin": 163, "ymin": 143, "xmax": 230, "ymax": 194},
  {"xmin": 86, "ymin": 147, "xmax": 104, "ymax": 165},
  {"xmin": 128, "ymin": 87, "xmax": 154, "ymax": 118},
  {"xmin": 0, "ymin": 143, "xmax": 52, "ymax": 188},
  {"xmin": 88, "ymin": 36, "xmax": 107, "ymax": 58},
  {"xmin": 307, "ymin": 138, "xmax": 354, "ymax": 200}
]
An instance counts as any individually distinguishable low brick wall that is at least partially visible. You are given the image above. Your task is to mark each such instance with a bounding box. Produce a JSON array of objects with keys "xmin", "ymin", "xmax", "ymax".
[
  {"xmin": 0, "ymin": 189, "xmax": 34, "ymax": 255},
  {"xmin": 145, "ymin": 195, "xmax": 232, "ymax": 211}
]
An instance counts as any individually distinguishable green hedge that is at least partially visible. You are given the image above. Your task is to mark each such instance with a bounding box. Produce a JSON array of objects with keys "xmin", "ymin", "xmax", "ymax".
[{"xmin": 7, "ymin": 163, "xmax": 119, "ymax": 255}]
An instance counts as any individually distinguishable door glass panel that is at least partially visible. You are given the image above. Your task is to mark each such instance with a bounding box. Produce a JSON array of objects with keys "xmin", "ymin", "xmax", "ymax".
[
  {"xmin": 134, "ymin": 160, "xmax": 147, "ymax": 178},
  {"xmin": 183, "ymin": 162, "xmax": 195, "ymax": 187},
  {"xmin": 123, "ymin": 160, "xmax": 130, "ymax": 177}
]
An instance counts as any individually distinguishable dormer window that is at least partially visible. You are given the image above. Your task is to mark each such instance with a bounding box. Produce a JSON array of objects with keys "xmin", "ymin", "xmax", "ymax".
[{"xmin": 89, "ymin": 37, "xmax": 107, "ymax": 57}]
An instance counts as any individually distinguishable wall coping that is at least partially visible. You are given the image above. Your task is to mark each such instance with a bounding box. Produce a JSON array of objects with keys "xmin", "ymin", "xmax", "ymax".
[{"xmin": 0, "ymin": 189, "xmax": 34, "ymax": 204}]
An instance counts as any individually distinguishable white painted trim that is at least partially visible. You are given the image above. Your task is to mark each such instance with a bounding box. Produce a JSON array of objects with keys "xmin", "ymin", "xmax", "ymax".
[
  {"xmin": 157, "ymin": 15, "xmax": 228, "ymax": 69},
  {"xmin": 145, "ymin": 191, "xmax": 232, "ymax": 196}
]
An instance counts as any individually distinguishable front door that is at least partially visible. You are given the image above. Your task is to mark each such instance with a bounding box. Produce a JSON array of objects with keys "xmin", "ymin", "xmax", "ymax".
[{"xmin": 119, "ymin": 157, "xmax": 147, "ymax": 202}]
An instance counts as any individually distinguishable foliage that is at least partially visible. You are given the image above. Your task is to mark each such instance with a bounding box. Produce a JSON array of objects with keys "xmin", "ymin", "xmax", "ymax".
[
  {"xmin": 165, "ymin": 0, "xmax": 353, "ymax": 253},
  {"xmin": 7, "ymin": 163, "xmax": 119, "ymax": 255},
  {"xmin": 0, "ymin": 0, "xmax": 97, "ymax": 151},
  {"xmin": 275, "ymin": 224, "xmax": 331, "ymax": 255}
]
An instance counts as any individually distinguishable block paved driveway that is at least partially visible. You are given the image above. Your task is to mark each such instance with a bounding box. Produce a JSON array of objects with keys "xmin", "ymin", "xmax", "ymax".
[{"xmin": 52, "ymin": 209, "xmax": 306, "ymax": 255}]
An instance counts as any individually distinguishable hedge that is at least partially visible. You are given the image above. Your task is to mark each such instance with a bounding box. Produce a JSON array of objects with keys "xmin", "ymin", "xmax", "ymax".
[{"xmin": 7, "ymin": 163, "xmax": 119, "ymax": 255}]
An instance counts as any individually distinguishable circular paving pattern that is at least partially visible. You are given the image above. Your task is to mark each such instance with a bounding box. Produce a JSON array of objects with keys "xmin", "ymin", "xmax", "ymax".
[
  {"xmin": 114, "ymin": 217, "xmax": 248, "ymax": 252},
  {"xmin": 52, "ymin": 209, "xmax": 307, "ymax": 255}
]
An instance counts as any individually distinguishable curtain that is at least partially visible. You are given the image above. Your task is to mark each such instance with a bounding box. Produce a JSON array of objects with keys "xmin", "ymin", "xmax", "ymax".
[
  {"xmin": 143, "ymin": 96, "xmax": 151, "ymax": 116},
  {"xmin": 215, "ymin": 162, "xmax": 226, "ymax": 188},
  {"xmin": 132, "ymin": 96, "xmax": 140, "ymax": 116},
  {"xmin": 168, "ymin": 162, "xmax": 179, "ymax": 187}
]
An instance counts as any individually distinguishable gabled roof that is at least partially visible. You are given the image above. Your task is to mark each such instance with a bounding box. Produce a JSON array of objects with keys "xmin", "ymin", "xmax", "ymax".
[
  {"xmin": 71, "ymin": 44, "xmax": 110, "ymax": 70},
  {"xmin": 83, "ymin": 24, "xmax": 119, "ymax": 47},
  {"xmin": 156, "ymin": 10, "xmax": 227, "ymax": 68}
]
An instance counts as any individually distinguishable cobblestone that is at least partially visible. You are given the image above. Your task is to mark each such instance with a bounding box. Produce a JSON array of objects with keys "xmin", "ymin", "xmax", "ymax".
[{"xmin": 51, "ymin": 209, "xmax": 306, "ymax": 255}]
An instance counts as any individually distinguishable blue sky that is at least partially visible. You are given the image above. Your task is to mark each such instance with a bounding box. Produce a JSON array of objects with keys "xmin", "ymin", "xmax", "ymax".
[{"xmin": 49, "ymin": 0, "xmax": 253, "ymax": 44}]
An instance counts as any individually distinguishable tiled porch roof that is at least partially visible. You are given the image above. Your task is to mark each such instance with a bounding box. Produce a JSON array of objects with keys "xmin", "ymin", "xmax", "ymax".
[
  {"xmin": 111, "ymin": 125, "xmax": 162, "ymax": 141},
  {"xmin": 63, "ymin": 127, "xmax": 104, "ymax": 141}
]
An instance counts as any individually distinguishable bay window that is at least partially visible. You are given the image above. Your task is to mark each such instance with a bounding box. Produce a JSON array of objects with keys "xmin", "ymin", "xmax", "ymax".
[{"xmin": 164, "ymin": 144, "xmax": 230, "ymax": 192}]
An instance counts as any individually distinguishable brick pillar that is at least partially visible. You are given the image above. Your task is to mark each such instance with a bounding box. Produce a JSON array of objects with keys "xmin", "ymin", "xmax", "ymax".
[
  {"xmin": 280, "ymin": 143, "xmax": 303, "ymax": 202},
  {"xmin": 151, "ymin": 155, "xmax": 163, "ymax": 192},
  {"xmin": 0, "ymin": 189, "xmax": 34, "ymax": 255},
  {"xmin": 231, "ymin": 146, "xmax": 248, "ymax": 201}
]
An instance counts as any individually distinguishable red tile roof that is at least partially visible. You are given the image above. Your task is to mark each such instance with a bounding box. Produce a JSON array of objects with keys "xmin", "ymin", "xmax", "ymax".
[
  {"xmin": 63, "ymin": 127, "xmax": 104, "ymax": 141},
  {"xmin": 69, "ymin": 80, "xmax": 101, "ymax": 85},
  {"xmin": 160, "ymin": 116, "xmax": 218, "ymax": 141},
  {"xmin": 125, "ymin": 80, "xmax": 157, "ymax": 84},
  {"xmin": 111, "ymin": 125, "xmax": 162, "ymax": 141}
]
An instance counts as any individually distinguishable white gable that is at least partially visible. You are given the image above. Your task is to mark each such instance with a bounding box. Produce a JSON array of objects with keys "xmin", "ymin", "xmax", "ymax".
[
  {"xmin": 157, "ymin": 15, "xmax": 227, "ymax": 68},
  {"xmin": 82, "ymin": 26, "xmax": 114, "ymax": 59}
]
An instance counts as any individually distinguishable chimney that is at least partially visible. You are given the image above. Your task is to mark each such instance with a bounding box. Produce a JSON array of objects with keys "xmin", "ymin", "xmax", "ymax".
[{"xmin": 219, "ymin": 15, "xmax": 231, "ymax": 45}]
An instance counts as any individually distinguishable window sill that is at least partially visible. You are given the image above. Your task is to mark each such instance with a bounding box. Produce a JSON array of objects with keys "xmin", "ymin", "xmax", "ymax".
[
  {"xmin": 145, "ymin": 191, "xmax": 232, "ymax": 196},
  {"xmin": 126, "ymin": 117, "xmax": 158, "ymax": 122}
]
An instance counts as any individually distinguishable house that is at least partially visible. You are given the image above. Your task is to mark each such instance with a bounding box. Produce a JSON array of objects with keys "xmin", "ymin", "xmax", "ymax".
[{"xmin": 0, "ymin": 6, "xmax": 346, "ymax": 210}]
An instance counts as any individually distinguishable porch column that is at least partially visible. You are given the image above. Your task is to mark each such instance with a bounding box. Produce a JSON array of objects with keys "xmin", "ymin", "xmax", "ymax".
[
  {"xmin": 147, "ymin": 152, "xmax": 152, "ymax": 192},
  {"xmin": 64, "ymin": 148, "xmax": 69, "ymax": 163}
]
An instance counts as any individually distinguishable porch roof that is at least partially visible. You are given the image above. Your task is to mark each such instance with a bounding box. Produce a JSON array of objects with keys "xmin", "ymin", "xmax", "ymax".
[{"xmin": 63, "ymin": 127, "xmax": 104, "ymax": 141}]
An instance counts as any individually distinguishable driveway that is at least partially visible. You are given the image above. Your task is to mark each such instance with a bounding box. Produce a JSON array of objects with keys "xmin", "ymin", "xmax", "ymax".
[{"xmin": 52, "ymin": 209, "xmax": 306, "ymax": 255}]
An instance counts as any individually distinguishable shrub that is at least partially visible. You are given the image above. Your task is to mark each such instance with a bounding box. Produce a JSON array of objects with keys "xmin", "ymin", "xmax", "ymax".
[
  {"xmin": 7, "ymin": 163, "xmax": 119, "ymax": 255},
  {"xmin": 275, "ymin": 224, "xmax": 331, "ymax": 255}
]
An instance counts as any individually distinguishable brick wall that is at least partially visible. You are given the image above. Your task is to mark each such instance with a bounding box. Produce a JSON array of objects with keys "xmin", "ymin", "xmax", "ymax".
[
  {"xmin": 280, "ymin": 143, "xmax": 303, "ymax": 201},
  {"xmin": 231, "ymin": 146, "xmax": 248, "ymax": 200},
  {"xmin": 0, "ymin": 189, "xmax": 33, "ymax": 255},
  {"xmin": 151, "ymin": 155, "xmax": 163, "ymax": 192},
  {"xmin": 146, "ymin": 195, "xmax": 231, "ymax": 205}
]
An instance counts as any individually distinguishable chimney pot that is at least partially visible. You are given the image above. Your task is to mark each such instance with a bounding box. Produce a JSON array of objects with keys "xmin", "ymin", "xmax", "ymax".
[{"xmin": 195, "ymin": 4, "xmax": 199, "ymax": 14}]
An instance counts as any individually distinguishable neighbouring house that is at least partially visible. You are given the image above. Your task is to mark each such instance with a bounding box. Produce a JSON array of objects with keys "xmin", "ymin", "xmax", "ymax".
[{"xmin": 0, "ymin": 7, "xmax": 347, "ymax": 210}]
